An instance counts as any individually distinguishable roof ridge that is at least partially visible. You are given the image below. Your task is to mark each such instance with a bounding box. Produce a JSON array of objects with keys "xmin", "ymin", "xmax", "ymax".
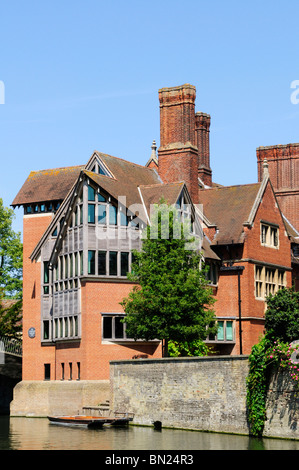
[
  {"xmin": 139, "ymin": 181, "xmax": 184, "ymax": 189},
  {"xmin": 95, "ymin": 151, "xmax": 156, "ymax": 171},
  {"xmin": 199, "ymin": 181, "xmax": 261, "ymax": 191},
  {"xmin": 29, "ymin": 164, "xmax": 84, "ymax": 175}
]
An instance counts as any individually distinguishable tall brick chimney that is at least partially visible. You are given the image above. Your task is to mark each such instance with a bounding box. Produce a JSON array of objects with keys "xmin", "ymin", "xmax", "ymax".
[
  {"xmin": 195, "ymin": 112, "xmax": 212, "ymax": 187},
  {"xmin": 158, "ymin": 84, "xmax": 199, "ymax": 204}
]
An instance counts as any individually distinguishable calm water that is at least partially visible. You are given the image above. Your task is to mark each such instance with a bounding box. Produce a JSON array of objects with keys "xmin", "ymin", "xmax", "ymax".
[{"xmin": 0, "ymin": 416, "xmax": 299, "ymax": 451}]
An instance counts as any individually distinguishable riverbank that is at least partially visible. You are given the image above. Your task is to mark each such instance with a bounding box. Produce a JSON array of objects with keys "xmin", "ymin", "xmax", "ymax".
[
  {"xmin": 1, "ymin": 416, "xmax": 299, "ymax": 450},
  {"xmin": 110, "ymin": 355, "xmax": 299, "ymax": 440},
  {"xmin": 10, "ymin": 355, "xmax": 299, "ymax": 440}
]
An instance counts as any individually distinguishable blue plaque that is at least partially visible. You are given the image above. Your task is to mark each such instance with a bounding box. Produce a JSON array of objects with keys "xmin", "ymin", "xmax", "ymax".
[{"xmin": 28, "ymin": 327, "xmax": 35, "ymax": 338}]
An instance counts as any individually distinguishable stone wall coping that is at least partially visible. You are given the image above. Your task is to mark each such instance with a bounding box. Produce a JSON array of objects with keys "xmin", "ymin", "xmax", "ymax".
[{"xmin": 110, "ymin": 355, "xmax": 249, "ymax": 365}]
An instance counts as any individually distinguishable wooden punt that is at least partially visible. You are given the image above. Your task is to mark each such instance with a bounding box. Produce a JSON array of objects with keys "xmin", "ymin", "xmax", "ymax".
[{"xmin": 47, "ymin": 413, "xmax": 134, "ymax": 428}]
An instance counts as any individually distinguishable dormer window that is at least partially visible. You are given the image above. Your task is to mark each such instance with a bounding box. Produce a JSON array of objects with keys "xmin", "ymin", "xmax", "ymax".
[
  {"xmin": 99, "ymin": 165, "xmax": 106, "ymax": 175},
  {"xmin": 261, "ymin": 222, "xmax": 279, "ymax": 248},
  {"xmin": 89, "ymin": 159, "xmax": 110, "ymax": 176}
]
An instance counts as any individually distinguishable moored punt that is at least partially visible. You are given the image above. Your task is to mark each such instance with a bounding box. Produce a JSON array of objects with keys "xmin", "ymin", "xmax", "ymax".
[{"xmin": 47, "ymin": 413, "xmax": 134, "ymax": 428}]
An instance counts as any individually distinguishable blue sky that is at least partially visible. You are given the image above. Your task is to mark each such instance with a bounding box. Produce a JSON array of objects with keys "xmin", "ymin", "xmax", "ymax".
[{"xmin": 1, "ymin": 0, "xmax": 299, "ymax": 236}]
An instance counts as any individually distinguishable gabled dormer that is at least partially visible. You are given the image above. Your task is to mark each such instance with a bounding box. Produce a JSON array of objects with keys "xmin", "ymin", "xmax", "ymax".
[{"xmin": 85, "ymin": 151, "xmax": 114, "ymax": 178}]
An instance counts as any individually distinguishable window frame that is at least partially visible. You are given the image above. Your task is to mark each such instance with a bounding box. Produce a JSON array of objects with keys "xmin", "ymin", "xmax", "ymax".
[
  {"xmin": 260, "ymin": 221, "xmax": 279, "ymax": 249},
  {"xmin": 102, "ymin": 314, "xmax": 127, "ymax": 341},
  {"xmin": 207, "ymin": 319, "xmax": 235, "ymax": 343},
  {"xmin": 254, "ymin": 264, "xmax": 286, "ymax": 300}
]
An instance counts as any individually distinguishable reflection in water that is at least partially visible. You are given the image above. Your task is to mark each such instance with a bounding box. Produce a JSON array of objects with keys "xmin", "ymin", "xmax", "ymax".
[{"xmin": 0, "ymin": 417, "xmax": 299, "ymax": 450}]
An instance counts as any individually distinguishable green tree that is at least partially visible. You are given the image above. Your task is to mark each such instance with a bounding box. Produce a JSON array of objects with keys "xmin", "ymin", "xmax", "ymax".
[
  {"xmin": 264, "ymin": 288, "xmax": 299, "ymax": 343},
  {"xmin": 0, "ymin": 198, "xmax": 23, "ymax": 299},
  {"xmin": 121, "ymin": 199, "xmax": 217, "ymax": 357},
  {"xmin": 168, "ymin": 339, "xmax": 212, "ymax": 357}
]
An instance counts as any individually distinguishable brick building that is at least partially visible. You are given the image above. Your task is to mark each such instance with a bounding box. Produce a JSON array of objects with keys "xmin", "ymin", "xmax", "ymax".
[
  {"xmin": 257, "ymin": 144, "xmax": 299, "ymax": 291},
  {"xmin": 11, "ymin": 83, "xmax": 298, "ymax": 387}
]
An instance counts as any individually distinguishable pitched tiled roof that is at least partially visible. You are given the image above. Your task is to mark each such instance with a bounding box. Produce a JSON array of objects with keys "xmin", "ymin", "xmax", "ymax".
[
  {"xmin": 283, "ymin": 215, "xmax": 299, "ymax": 243},
  {"xmin": 85, "ymin": 156, "xmax": 161, "ymax": 219},
  {"xmin": 12, "ymin": 150, "xmax": 162, "ymax": 209},
  {"xmin": 12, "ymin": 165, "xmax": 85, "ymax": 206},
  {"xmin": 198, "ymin": 183, "xmax": 262, "ymax": 245},
  {"xmin": 96, "ymin": 152, "xmax": 162, "ymax": 189},
  {"xmin": 139, "ymin": 182, "xmax": 184, "ymax": 219}
]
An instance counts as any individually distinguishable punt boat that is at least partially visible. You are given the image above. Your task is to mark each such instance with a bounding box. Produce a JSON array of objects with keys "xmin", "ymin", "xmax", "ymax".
[{"xmin": 47, "ymin": 412, "xmax": 134, "ymax": 428}]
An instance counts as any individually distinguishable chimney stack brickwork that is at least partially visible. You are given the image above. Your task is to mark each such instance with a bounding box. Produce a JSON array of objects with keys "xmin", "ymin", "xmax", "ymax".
[
  {"xmin": 257, "ymin": 144, "xmax": 299, "ymax": 231},
  {"xmin": 195, "ymin": 112, "xmax": 212, "ymax": 187},
  {"xmin": 157, "ymin": 84, "xmax": 212, "ymax": 203}
]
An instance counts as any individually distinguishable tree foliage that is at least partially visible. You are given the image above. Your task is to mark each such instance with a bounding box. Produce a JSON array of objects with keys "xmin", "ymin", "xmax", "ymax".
[
  {"xmin": 168, "ymin": 339, "xmax": 212, "ymax": 357},
  {"xmin": 0, "ymin": 198, "xmax": 23, "ymax": 298},
  {"xmin": 120, "ymin": 199, "xmax": 217, "ymax": 356},
  {"xmin": 264, "ymin": 288, "xmax": 299, "ymax": 343},
  {"xmin": 0, "ymin": 291, "xmax": 22, "ymax": 338},
  {"xmin": 246, "ymin": 336, "xmax": 270, "ymax": 437},
  {"xmin": 246, "ymin": 287, "xmax": 299, "ymax": 437}
]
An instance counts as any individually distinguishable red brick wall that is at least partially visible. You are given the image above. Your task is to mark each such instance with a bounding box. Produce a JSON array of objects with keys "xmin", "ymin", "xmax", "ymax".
[
  {"xmin": 257, "ymin": 144, "xmax": 299, "ymax": 232},
  {"xmin": 22, "ymin": 214, "xmax": 54, "ymax": 380},
  {"xmin": 79, "ymin": 281, "xmax": 161, "ymax": 380},
  {"xmin": 22, "ymin": 222, "xmax": 162, "ymax": 381},
  {"xmin": 213, "ymin": 181, "xmax": 292, "ymax": 354}
]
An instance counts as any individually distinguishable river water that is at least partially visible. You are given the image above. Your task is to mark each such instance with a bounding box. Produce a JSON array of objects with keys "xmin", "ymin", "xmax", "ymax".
[{"xmin": 0, "ymin": 416, "xmax": 299, "ymax": 451}]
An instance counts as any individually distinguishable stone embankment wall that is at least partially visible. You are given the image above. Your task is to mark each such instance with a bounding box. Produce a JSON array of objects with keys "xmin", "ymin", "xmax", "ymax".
[
  {"xmin": 10, "ymin": 380, "xmax": 110, "ymax": 417},
  {"xmin": 110, "ymin": 356, "xmax": 250, "ymax": 435},
  {"xmin": 110, "ymin": 355, "xmax": 299, "ymax": 440},
  {"xmin": 263, "ymin": 367, "xmax": 299, "ymax": 439}
]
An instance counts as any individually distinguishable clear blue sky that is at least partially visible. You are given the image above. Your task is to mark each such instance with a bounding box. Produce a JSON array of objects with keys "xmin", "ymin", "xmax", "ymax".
[{"xmin": 1, "ymin": 0, "xmax": 299, "ymax": 236}]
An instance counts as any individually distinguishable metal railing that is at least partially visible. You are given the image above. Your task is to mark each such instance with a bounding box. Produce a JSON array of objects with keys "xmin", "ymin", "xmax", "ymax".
[{"xmin": 0, "ymin": 335, "xmax": 22, "ymax": 357}]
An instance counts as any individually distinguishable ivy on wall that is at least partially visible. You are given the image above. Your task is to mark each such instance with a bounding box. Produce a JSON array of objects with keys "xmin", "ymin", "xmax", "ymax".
[{"xmin": 246, "ymin": 288, "xmax": 299, "ymax": 437}]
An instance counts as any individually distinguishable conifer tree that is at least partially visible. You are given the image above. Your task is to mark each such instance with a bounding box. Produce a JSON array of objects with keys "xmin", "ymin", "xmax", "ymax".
[{"xmin": 121, "ymin": 199, "xmax": 217, "ymax": 356}]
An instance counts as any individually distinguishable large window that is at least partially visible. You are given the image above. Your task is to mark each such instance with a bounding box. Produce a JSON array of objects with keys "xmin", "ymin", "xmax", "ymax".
[
  {"xmin": 254, "ymin": 265, "xmax": 286, "ymax": 300},
  {"xmin": 52, "ymin": 315, "xmax": 79, "ymax": 340},
  {"xmin": 102, "ymin": 315, "xmax": 128, "ymax": 340},
  {"xmin": 86, "ymin": 185, "xmax": 137, "ymax": 229}
]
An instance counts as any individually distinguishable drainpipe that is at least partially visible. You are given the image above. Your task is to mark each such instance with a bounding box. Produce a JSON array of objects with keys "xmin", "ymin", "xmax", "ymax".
[{"xmin": 220, "ymin": 265, "xmax": 245, "ymax": 355}]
